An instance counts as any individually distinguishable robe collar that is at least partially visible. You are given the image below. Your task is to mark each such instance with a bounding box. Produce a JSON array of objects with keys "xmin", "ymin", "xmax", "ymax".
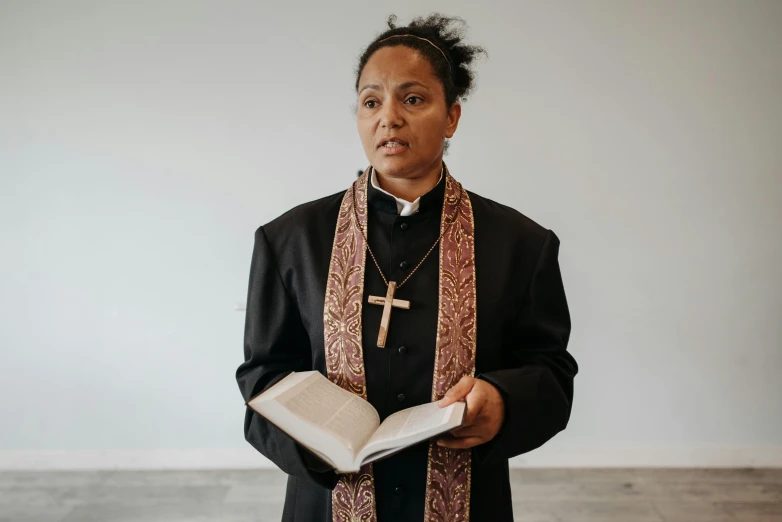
[{"xmin": 366, "ymin": 166, "xmax": 447, "ymax": 216}]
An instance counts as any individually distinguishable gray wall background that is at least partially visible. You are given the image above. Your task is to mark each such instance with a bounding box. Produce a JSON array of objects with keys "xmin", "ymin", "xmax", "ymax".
[{"xmin": 1, "ymin": 0, "xmax": 780, "ymax": 467}]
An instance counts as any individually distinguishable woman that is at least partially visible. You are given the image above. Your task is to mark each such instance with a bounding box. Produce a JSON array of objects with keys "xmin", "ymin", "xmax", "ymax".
[{"xmin": 236, "ymin": 13, "xmax": 577, "ymax": 522}]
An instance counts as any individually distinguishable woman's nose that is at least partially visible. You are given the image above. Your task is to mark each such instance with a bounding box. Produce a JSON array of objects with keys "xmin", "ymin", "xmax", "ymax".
[{"xmin": 379, "ymin": 100, "xmax": 403, "ymax": 128}]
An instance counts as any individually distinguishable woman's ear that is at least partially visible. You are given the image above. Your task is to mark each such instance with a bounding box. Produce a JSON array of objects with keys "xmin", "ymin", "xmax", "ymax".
[{"xmin": 445, "ymin": 102, "xmax": 462, "ymax": 139}]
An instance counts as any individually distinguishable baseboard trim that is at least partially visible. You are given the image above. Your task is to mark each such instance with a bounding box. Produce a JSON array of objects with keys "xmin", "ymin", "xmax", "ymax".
[
  {"xmin": 1, "ymin": 447, "xmax": 780, "ymax": 471},
  {"xmin": 508, "ymin": 446, "xmax": 782, "ymax": 468}
]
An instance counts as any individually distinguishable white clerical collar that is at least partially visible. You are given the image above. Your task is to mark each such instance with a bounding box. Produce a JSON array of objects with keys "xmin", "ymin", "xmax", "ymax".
[{"xmin": 370, "ymin": 167, "xmax": 443, "ymax": 217}]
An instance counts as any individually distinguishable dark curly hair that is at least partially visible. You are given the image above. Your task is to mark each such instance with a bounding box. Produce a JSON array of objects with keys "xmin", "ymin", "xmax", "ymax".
[{"xmin": 355, "ymin": 14, "xmax": 487, "ymax": 108}]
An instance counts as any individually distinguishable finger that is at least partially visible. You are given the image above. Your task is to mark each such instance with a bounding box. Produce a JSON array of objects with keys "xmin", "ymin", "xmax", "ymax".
[
  {"xmin": 449, "ymin": 424, "xmax": 483, "ymax": 438},
  {"xmin": 462, "ymin": 389, "xmax": 487, "ymax": 426},
  {"xmin": 436, "ymin": 436, "xmax": 484, "ymax": 449},
  {"xmin": 439, "ymin": 376, "xmax": 474, "ymax": 407},
  {"xmin": 438, "ymin": 376, "xmax": 475, "ymax": 407}
]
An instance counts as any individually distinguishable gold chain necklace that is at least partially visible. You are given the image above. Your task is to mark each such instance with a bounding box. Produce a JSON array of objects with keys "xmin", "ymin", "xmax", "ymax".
[{"xmin": 351, "ymin": 166, "xmax": 462, "ymax": 347}]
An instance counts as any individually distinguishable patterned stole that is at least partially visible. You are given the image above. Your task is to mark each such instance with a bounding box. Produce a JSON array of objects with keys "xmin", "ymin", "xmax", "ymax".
[{"xmin": 323, "ymin": 166, "xmax": 477, "ymax": 522}]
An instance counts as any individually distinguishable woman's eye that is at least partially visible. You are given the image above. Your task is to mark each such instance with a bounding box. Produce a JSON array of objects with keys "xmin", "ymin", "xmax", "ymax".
[
  {"xmin": 364, "ymin": 100, "xmax": 378, "ymax": 109},
  {"xmin": 405, "ymin": 96, "xmax": 422, "ymax": 105}
]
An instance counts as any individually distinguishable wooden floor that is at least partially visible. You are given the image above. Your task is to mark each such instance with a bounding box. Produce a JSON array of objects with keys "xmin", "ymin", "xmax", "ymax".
[{"xmin": 1, "ymin": 468, "xmax": 780, "ymax": 522}]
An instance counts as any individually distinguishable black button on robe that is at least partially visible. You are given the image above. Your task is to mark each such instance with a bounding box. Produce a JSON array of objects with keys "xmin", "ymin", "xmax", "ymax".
[{"xmin": 236, "ymin": 173, "xmax": 578, "ymax": 522}]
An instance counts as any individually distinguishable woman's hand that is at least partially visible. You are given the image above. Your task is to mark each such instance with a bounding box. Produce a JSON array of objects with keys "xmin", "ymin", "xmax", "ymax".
[{"xmin": 436, "ymin": 376, "xmax": 505, "ymax": 449}]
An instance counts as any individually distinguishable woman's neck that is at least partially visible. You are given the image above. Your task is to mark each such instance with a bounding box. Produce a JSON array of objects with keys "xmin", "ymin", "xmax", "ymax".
[{"xmin": 374, "ymin": 162, "xmax": 443, "ymax": 202}]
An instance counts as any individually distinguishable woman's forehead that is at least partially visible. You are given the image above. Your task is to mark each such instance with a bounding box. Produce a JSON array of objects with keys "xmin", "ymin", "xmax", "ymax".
[{"xmin": 358, "ymin": 46, "xmax": 439, "ymax": 90}]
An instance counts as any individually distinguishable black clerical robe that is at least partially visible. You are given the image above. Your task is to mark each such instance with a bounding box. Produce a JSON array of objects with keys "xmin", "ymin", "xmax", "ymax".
[{"xmin": 236, "ymin": 173, "xmax": 578, "ymax": 522}]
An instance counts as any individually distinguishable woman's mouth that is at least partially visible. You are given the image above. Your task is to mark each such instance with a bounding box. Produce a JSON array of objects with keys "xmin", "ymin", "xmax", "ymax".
[{"xmin": 380, "ymin": 142, "xmax": 408, "ymax": 155}]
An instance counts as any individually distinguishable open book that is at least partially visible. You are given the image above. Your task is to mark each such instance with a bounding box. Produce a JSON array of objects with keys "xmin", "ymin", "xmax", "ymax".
[{"xmin": 246, "ymin": 371, "xmax": 466, "ymax": 473}]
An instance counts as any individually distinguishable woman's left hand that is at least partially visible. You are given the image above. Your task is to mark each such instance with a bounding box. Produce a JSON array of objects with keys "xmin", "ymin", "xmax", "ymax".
[{"xmin": 436, "ymin": 376, "xmax": 505, "ymax": 449}]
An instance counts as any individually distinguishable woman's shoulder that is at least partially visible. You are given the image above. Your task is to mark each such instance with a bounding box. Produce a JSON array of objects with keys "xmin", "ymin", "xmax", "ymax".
[
  {"xmin": 260, "ymin": 189, "xmax": 347, "ymax": 244},
  {"xmin": 466, "ymin": 189, "xmax": 561, "ymax": 273},
  {"xmin": 467, "ymin": 189, "xmax": 551, "ymax": 242}
]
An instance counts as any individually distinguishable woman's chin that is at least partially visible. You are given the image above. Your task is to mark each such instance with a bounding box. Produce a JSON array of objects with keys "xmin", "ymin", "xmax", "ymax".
[{"xmin": 372, "ymin": 156, "xmax": 416, "ymax": 178}]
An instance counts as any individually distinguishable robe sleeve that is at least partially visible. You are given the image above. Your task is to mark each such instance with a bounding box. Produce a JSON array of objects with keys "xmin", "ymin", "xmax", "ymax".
[
  {"xmin": 235, "ymin": 226, "xmax": 338, "ymax": 490},
  {"xmin": 473, "ymin": 229, "xmax": 578, "ymax": 465}
]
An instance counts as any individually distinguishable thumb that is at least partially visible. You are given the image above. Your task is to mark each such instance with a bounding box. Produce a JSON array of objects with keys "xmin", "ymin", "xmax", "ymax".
[{"xmin": 438, "ymin": 376, "xmax": 475, "ymax": 407}]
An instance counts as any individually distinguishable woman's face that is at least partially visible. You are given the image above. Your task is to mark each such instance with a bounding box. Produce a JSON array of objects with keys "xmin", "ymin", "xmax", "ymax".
[{"xmin": 357, "ymin": 45, "xmax": 461, "ymax": 180}]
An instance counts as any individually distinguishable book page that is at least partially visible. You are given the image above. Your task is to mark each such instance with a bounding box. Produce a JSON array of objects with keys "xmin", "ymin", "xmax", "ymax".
[
  {"xmin": 277, "ymin": 375, "xmax": 380, "ymax": 453},
  {"xmin": 368, "ymin": 401, "xmax": 452, "ymax": 442},
  {"xmin": 356, "ymin": 401, "xmax": 465, "ymax": 464}
]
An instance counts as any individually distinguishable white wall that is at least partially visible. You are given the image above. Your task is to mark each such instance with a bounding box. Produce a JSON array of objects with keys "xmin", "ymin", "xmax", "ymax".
[{"xmin": 1, "ymin": 0, "xmax": 780, "ymax": 469}]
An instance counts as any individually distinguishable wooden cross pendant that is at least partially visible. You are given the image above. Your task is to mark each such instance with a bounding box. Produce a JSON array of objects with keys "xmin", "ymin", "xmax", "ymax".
[{"xmin": 367, "ymin": 281, "xmax": 410, "ymax": 348}]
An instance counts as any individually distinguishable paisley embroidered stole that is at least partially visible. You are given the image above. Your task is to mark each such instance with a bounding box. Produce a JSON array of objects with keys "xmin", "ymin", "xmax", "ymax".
[{"xmin": 323, "ymin": 166, "xmax": 477, "ymax": 522}]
